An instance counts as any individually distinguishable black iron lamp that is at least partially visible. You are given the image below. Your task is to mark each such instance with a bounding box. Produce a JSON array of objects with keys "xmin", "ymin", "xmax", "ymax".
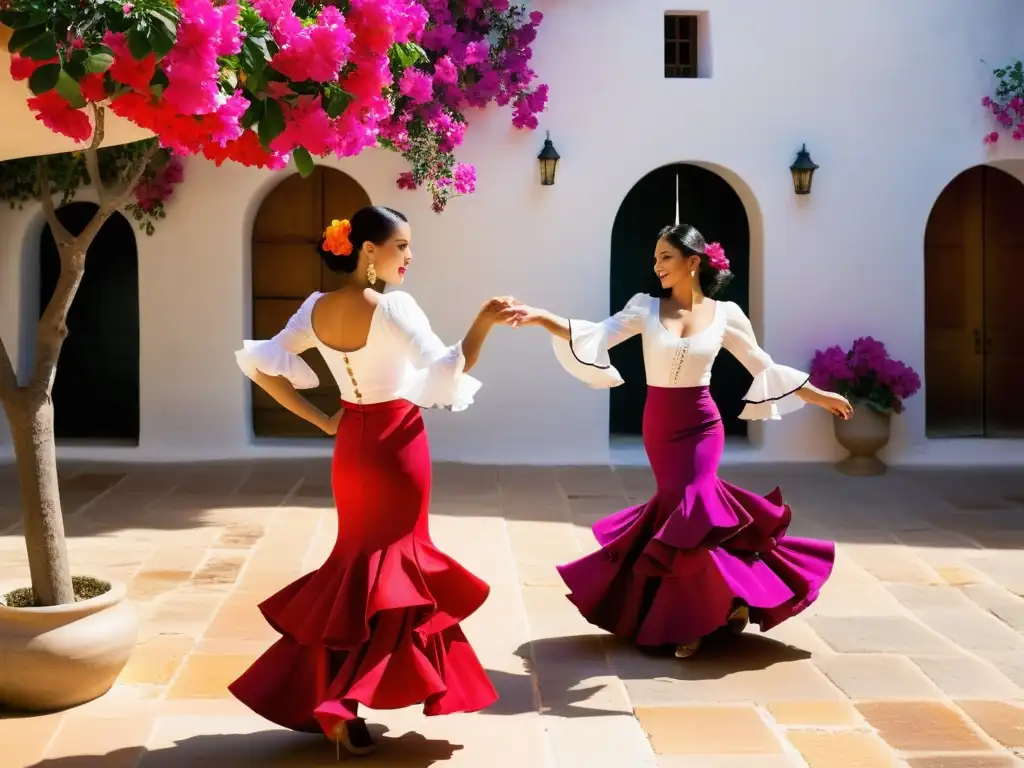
[
  {"xmin": 538, "ymin": 131, "xmax": 560, "ymax": 186},
  {"xmin": 790, "ymin": 144, "xmax": 819, "ymax": 196}
]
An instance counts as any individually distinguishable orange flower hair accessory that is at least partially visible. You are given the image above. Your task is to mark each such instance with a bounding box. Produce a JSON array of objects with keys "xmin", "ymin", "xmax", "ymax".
[{"xmin": 323, "ymin": 219, "xmax": 353, "ymax": 256}]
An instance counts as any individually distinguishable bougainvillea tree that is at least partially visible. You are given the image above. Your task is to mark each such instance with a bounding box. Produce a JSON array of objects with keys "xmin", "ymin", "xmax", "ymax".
[
  {"xmin": 982, "ymin": 61, "xmax": 1024, "ymax": 143},
  {"xmin": 0, "ymin": 0, "xmax": 547, "ymax": 607}
]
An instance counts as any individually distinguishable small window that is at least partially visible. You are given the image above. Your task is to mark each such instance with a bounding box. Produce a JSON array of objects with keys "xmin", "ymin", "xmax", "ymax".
[{"xmin": 664, "ymin": 14, "xmax": 699, "ymax": 78}]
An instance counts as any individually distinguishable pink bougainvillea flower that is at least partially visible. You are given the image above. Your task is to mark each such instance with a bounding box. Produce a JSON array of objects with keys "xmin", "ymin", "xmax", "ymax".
[
  {"xmin": 453, "ymin": 162, "xmax": 476, "ymax": 194},
  {"xmin": 162, "ymin": 0, "xmax": 241, "ymax": 116},
  {"xmin": 27, "ymin": 91, "xmax": 93, "ymax": 142},
  {"xmin": 399, "ymin": 68, "xmax": 434, "ymax": 103},
  {"xmin": 9, "ymin": 53, "xmax": 58, "ymax": 81},
  {"xmin": 104, "ymin": 31, "xmax": 156, "ymax": 93},
  {"xmin": 264, "ymin": 4, "xmax": 355, "ymax": 82}
]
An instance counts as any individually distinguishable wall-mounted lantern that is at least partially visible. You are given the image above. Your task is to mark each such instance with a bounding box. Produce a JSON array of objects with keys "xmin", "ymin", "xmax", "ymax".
[
  {"xmin": 790, "ymin": 144, "xmax": 819, "ymax": 196},
  {"xmin": 538, "ymin": 131, "xmax": 560, "ymax": 186}
]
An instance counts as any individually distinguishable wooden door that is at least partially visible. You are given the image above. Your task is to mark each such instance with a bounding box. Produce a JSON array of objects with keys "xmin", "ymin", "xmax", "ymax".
[
  {"xmin": 982, "ymin": 168, "xmax": 1024, "ymax": 436},
  {"xmin": 40, "ymin": 203, "xmax": 140, "ymax": 442},
  {"xmin": 251, "ymin": 167, "xmax": 371, "ymax": 437},
  {"xmin": 924, "ymin": 168, "xmax": 985, "ymax": 437}
]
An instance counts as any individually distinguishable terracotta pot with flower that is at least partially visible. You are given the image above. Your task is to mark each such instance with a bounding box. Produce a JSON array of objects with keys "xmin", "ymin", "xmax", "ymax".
[{"xmin": 809, "ymin": 337, "xmax": 921, "ymax": 476}]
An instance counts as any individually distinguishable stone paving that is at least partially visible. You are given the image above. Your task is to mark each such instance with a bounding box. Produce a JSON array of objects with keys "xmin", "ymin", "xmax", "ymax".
[{"xmin": 1, "ymin": 460, "xmax": 1023, "ymax": 767}]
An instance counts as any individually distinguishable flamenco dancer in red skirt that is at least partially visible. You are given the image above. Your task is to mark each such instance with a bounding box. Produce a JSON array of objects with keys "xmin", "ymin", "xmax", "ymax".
[
  {"xmin": 511, "ymin": 189, "xmax": 852, "ymax": 660},
  {"xmin": 232, "ymin": 206, "xmax": 522, "ymax": 756}
]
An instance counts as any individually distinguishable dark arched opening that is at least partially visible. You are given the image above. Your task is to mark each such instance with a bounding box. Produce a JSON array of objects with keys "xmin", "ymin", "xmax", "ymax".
[
  {"xmin": 609, "ymin": 163, "xmax": 751, "ymax": 437},
  {"xmin": 40, "ymin": 202, "xmax": 140, "ymax": 442}
]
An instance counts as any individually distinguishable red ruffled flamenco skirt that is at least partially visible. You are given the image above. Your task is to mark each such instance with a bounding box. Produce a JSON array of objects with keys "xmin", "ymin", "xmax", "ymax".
[{"xmin": 229, "ymin": 400, "xmax": 497, "ymax": 735}]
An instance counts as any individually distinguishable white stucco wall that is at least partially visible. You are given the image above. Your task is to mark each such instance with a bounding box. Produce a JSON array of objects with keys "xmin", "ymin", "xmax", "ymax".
[{"xmin": 3, "ymin": 0, "xmax": 1024, "ymax": 465}]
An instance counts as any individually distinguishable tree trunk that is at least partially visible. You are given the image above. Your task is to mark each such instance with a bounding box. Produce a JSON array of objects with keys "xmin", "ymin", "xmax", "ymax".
[
  {"xmin": 0, "ymin": 136, "xmax": 157, "ymax": 607},
  {"xmin": 2, "ymin": 391, "xmax": 73, "ymax": 605}
]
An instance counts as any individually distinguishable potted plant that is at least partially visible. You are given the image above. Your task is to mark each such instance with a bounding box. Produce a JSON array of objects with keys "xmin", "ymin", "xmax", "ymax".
[{"xmin": 809, "ymin": 337, "xmax": 921, "ymax": 476}]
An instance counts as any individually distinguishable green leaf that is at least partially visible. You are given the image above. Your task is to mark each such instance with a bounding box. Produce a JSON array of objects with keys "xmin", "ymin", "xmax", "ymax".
[
  {"xmin": 258, "ymin": 98, "xmax": 286, "ymax": 148},
  {"xmin": 150, "ymin": 70, "xmax": 170, "ymax": 88},
  {"xmin": 290, "ymin": 80, "xmax": 320, "ymax": 96},
  {"xmin": 146, "ymin": 10, "xmax": 177, "ymax": 58},
  {"xmin": 84, "ymin": 53, "xmax": 114, "ymax": 74},
  {"xmin": 20, "ymin": 34, "xmax": 59, "ymax": 61},
  {"xmin": 1016, "ymin": 61, "xmax": 1023, "ymax": 72},
  {"xmin": 7, "ymin": 24, "xmax": 46, "ymax": 54},
  {"xmin": 240, "ymin": 98, "xmax": 264, "ymax": 130},
  {"xmin": 55, "ymin": 69, "xmax": 86, "ymax": 109},
  {"xmin": 322, "ymin": 87, "xmax": 352, "ymax": 118},
  {"xmin": 28, "ymin": 63, "xmax": 61, "ymax": 95},
  {"xmin": 292, "ymin": 147, "xmax": 315, "ymax": 177},
  {"xmin": 127, "ymin": 27, "xmax": 151, "ymax": 59}
]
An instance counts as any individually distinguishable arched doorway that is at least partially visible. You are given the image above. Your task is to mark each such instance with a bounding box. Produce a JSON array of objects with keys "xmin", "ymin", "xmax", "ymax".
[
  {"xmin": 609, "ymin": 163, "xmax": 751, "ymax": 437},
  {"xmin": 39, "ymin": 203, "xmax": 139, "ymax": 442},
  {"xmin": 251, "ymin": 166, "xmax": 371, "ymax": 437},
  {"xmin": 924, "ymin": 165, "xmax": 1024, "ymax": 437}
]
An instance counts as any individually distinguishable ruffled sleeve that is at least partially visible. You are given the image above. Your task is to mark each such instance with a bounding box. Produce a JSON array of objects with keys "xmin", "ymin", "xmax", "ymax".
[
  {"xmin": 721, "ymin": 301, "xmax": 809, "ymax": 420},
  {"xmin": 385, "ymin": 291, "xmax": 481, "ymax": 411},
  {"xmin": 551, "ymin": 293, "xmax": 650, "ymax": 388},
  {"xmin": 234, "ymin": 293, "xmax": 321, "ymax": 389}
]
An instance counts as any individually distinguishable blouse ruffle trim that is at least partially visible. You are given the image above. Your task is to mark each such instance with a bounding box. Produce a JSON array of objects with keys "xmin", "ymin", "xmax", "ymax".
[
  {"xmin": 551, "ymin": 319, "xmax": 625, "ymax": 389},
  {"xmin": 235, "ymin": 340, "xmax": 319, "ymax": 389},
  {"xmin": 397, "ymin": 341, "xmax": 481, "ymax": 411},
  {"xmin": 739, "ymin": 365, "xmax": 809, "ymax": 420}
]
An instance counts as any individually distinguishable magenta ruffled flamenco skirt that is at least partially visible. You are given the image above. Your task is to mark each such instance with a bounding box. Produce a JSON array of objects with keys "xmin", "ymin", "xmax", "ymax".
[{"xmin": 557, "ymin": 386, "xmax": 835, "ymax": 647}]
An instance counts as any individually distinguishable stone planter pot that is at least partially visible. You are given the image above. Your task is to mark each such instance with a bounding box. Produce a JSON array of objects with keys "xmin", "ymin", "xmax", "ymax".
[
  {"xmin": 833, "ymin": 407, "xmax": 891, "ymax": 476},
  {"xmin": 0, "ymin": 580, "xmax": 137, "ymax": 711}
]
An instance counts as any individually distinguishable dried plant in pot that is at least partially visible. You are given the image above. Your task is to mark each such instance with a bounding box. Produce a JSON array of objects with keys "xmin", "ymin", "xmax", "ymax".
[
  {"xmin": 0, "ymin": 576, "xmax": 137, "ymax": 711},
  {"xmin": 809, "ymin": 338, "xmax": 922, "ymax": 476}
]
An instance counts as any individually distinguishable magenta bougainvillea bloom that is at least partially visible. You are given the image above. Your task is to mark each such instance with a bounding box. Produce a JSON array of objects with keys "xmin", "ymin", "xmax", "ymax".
[{"xmin": 2, "ymin": 0, "xmax": 549, "ymax": 211}]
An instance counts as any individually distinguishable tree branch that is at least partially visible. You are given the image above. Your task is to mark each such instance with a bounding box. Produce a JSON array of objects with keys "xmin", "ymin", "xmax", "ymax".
[
  {"xmin": 37, "ymin": 159, "xmax": 71, "ymax": 246},
  {"xmin": 85, "ymin": 106, "xmax": 107, "ymax": 207},
  {"xmin": 110, "ymin": 142, "xmax": 158, "ymax": 210}
]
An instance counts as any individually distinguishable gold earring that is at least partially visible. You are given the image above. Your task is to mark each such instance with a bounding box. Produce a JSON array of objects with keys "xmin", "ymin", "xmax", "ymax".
[
  {"xmin": 366, "ymin": 262, "xmax": 377, "ymax": 285},
  {"xmin": 690, "ymin": 270, "xmax": 696, "ymax": 277}
]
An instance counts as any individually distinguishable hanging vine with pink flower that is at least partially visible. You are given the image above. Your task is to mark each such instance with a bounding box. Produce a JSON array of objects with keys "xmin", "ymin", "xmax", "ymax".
[{"xmin": 982, "ymin": 60, "xmax": 1024, "ymax": 143}]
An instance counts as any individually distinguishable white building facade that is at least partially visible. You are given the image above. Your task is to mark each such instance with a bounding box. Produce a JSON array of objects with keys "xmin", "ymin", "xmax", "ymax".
[{"xmin": 2, "ymin": 0, "xmax": 1024, "ymax": 466}]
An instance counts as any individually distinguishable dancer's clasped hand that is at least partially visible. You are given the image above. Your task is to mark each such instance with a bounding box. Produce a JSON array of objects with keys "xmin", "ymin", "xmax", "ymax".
[{"xmin": 480, "ymin": 296, "xmax": 526, "ymax": 326}]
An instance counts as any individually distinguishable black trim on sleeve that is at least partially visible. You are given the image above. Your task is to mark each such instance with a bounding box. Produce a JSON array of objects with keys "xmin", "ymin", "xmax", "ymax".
[
  {"xmin": 566, "ymin": 318, "xmax": 612, "ymax": 370},
  {"xmin": 740, "ymin": 375, "xmax": 811, "ymax": 405}
]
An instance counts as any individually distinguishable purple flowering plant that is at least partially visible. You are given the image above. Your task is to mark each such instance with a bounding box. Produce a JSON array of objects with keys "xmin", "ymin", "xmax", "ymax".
[{"xmin": 809, "ymin": 337, "xmax": 921, "ymax": 415}]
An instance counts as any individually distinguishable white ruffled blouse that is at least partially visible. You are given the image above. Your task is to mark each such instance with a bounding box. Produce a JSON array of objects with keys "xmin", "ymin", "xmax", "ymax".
[
  {"xmin": 552, "ymin": 293, "xmax": 809, "ymax": 420},
  {"xmin": 235, "ymin": 291, "xmax": 480, "ymax": 411}
]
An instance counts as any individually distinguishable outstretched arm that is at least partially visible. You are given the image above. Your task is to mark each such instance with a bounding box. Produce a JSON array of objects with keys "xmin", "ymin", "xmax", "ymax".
[
  {"xmin": 517, "ymin": 307, "xmax": 571, "ymax": 340},
  {"xmin": 721, "ymin": 302, "xmax": 852, "ymax": 420},
  {"xmin": 515, "ymin": 294, "xmax": 649, "ymax": 389},
  {"xmin": 461, "ymin": 297, "xmax": 524, "ymax": 372}
]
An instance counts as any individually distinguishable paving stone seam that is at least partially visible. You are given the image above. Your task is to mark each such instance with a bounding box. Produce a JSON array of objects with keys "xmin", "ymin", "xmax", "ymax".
[{"xmin": 854, "ymin": 696, "xmax": 1017, "ymax": 758}]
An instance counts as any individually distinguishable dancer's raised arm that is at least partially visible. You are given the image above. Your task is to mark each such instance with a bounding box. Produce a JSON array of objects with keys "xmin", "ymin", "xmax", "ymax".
[
  {"xmin": 517, "ymin": 293, "xmax": 650, "ymax": 388},
  {"xmin": 721, "ymin": 301, "xmax": 852, "ymax": 420}
]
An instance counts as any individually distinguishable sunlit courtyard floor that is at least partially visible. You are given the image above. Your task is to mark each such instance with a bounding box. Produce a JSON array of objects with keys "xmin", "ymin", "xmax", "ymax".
[{"xmin": 1, "ymin": 460, "xmax": 1023, "ymax": 767}]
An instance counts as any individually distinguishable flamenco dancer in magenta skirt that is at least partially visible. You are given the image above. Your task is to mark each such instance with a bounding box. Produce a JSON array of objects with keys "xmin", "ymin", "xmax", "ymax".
[
  {"xmin": 232, "ymin": 206, "xmax": 521, "ymax": 756},
  {"xmin": 513, "ymin": 216, "xmax": 852, "ymax": 659}
]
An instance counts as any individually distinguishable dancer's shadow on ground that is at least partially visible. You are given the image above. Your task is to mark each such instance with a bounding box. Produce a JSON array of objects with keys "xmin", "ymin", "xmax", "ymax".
[
  {"xmin": 27, "ymin": 726, "xmax": 461, "ymax": 767},
  {"xmin": 482, "ymin": 630, "xmax": 811, "ymax": 719}
]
